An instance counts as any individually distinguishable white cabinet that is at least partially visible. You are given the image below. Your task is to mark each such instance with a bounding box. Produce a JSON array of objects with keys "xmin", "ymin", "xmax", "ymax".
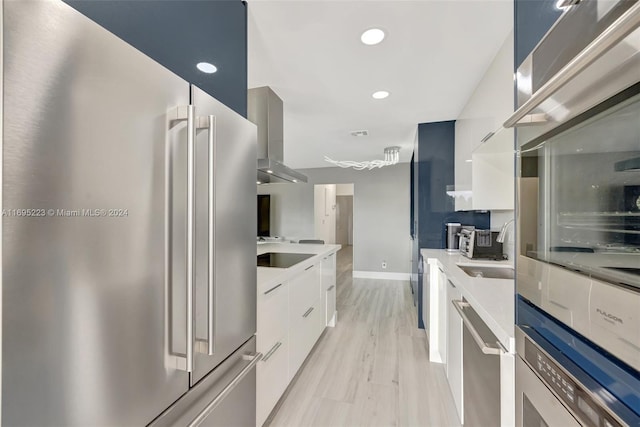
[
  {"xmin": 427, "ymin": 261, "xmax": 447, "ymax": 364},
  {"xmin": 471, "ymin": 127, "xmax": 515, "ymax": 210},
  {"xmin": 446, "ymin": 280, "xmax": 464, "ymax": 423},
  {"xmin": 257, "ymin": 256, "xmax": 336, "ymax": 426},
  {"xmin": 256, "ymin": 336, "xmax": 288, "ymax": 426},
  {"xmin": 438, "ymin": 267, "xmax": 448, "ymax": 368},
  {"xmin": 256, "ymin": 280, "xmax": 289, "ymax": 427},
  {"xmin": 257, "ymin": 281, "xmax": 288, "ymax": 355},
  {"xmin": 454, "ymin": 31, "xmax": 514, "ymax": 211},
  {"xmin": 289, "ymin": 298, "xmax": 324, "ymax": 380},
  {"xmin": 321, "ymin": 253, "xmax": 337, "ymax": 327},
  {"xmin": 288, "ymin": 262, "xmax": 323, "ymax": 380},
  {"xmin": 290, "ymin": 264, "xmax": 321, "ymax": 319}
]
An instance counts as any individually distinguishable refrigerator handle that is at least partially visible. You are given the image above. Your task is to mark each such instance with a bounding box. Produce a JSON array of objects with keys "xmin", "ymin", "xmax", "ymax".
[
  {"xmin": 206, "ymin": 115, "xmax": 217, "ymax": 356},
  {"xmin": 193, "ymin": 115, "xmax": 216, "ymax": 356},
  {"xmin": 168, "ymin": 105, "xmax": 196, "ymax": 373},
  {"xmin": 185, "ymin": 104, "xmax": 196, "ymax": 373}
]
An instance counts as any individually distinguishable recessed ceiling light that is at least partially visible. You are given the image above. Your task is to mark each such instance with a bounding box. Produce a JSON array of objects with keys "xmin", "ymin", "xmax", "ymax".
[
  {"xmin": 372, "ymin": 91, "xmax": 389, "ymax": 99},
  {"xmin": 196, "ymin": 62, "xmax": 218, "ymax": 74},
  {"xmin": 292, "ymin": 179, "xmax": 298, "ymax": 183},
  {"xmin": 266, "ymin": 170, "xmax": 273, "ymax": 174},
  {"xmin": 361, "ymin": 28, "xmax": 385, "ymax": 45},
  {"xmin": 257, "ymin": 181, "xmax": 262, "ymax": 185}
]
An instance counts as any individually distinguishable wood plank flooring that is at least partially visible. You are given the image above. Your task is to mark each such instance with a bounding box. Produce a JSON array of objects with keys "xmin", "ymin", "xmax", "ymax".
[{"xmin": 265, "ymin": 246, "xmax": 461, "ymax": 427}]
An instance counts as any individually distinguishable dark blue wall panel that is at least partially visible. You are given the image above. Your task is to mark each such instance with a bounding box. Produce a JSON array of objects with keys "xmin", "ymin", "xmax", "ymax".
[
  {"xmin": 417, "ymin": 121, "xmax": 490, "ymax": 249},
  {"xmin": 63, "ymin": 0, "xmax": 248, "ymax": 117},
  {"xmin": 514, "ymin": 0, "xmax": 562, "ymax": 69},
  {"xmin": 412, "ymin": 121, "xmax": 490, "ymax": 329}
]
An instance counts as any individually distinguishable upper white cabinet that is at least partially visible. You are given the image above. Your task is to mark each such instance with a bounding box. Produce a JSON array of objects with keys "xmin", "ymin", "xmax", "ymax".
[
  {"xmin": 471, "ymin": 127, "xmax": 514, "ymax": 210},
  {"xmin": 455, "ymin": 31, "xmax": 514, "ymax": 211}
]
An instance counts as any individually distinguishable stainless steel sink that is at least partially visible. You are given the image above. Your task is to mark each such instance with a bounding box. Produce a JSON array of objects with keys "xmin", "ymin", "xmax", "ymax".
[{"xmin": 457, "ymin": 264, "xmax": 515, "ymax": 280}]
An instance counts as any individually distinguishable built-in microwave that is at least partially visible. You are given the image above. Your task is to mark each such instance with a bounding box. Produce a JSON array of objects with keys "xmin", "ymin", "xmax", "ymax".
[{"xmin": 507, "ymin": 1, "xmax": 640, "ymax": 424}]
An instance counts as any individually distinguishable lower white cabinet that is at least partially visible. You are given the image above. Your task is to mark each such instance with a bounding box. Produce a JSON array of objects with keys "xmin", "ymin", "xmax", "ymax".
[
  {"xmin": 446, "ymin": 280, "xmax": 464, "ymax": 423},
  {"xmin": 257, "ymin": 253, "xmax": 337, "ymax": 426},
  {"xmin": 325, "ymin": 285, "xmax": 336, "ymax": 327},
  {"xmin": 257, "ymin": 281, "xmax": 288, "ymax": 355},
  {"xmin": 437, "ymin": 267, "xmax": 448, "ymax": 367},
  {"xmin": 256, "ymin": 335, "xmax": 289, "ymax": 427},
  {"xmin": 289, "ymin": 297, "xmax": 324, "ymax": 380},
  {"xmin": 321, "ymin": 253, "xmax": 337, "ymax": 326}
]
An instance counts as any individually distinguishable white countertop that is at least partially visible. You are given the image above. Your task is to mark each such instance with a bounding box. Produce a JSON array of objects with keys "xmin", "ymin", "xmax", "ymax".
[
  {"xmin": 420, "ymin": 249, "xmax": 515, "ymax": 353},
  {"xmin": 257, "ymin": 243, "xmax": 341, "ymax": 292}
]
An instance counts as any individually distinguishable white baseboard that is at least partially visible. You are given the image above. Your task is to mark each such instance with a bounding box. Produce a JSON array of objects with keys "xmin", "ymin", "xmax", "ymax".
[{"xmin": 352, "ymin": 271, "xmax": 411, "ymax": 281}]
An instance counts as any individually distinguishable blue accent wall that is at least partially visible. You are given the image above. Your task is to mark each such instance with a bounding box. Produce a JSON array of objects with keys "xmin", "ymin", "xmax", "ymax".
[
  {"xmin": 63, "ymin": 0, "xmax": 248, "ymax": 117},
  {"xmin": 411, "ymin": 121, "xmax": 491, "ymax": 328},
  {"xmin": 514, "ymin": 0, "xmax": 562, "ymax": 69},
  {"xmin": 416, "ymin": 121, "xmax": 490, "ymax": 249}
]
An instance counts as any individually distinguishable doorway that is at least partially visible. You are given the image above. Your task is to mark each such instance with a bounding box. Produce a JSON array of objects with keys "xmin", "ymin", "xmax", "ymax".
[
  {"xmin": 314, "ymin": 183, "xmax": 354, "ymax": 280},
  {"xmin": 313, "ymin": 184, "xmax": 353, "ymax": 246},
  {"xmin": 335, "ymin": 192, "xmax": 353, "ymax": 246}
]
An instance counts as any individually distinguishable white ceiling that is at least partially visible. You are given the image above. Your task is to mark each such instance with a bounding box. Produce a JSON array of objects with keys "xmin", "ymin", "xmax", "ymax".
[{"xmin": 248, "ymin": 0, "xmax": 513, "ymax": 169}]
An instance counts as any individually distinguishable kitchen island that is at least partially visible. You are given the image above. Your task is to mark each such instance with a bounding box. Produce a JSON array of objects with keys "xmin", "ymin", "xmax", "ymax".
[
  {"xmin": 257, "ymin": 242, "xmax": 341, "ymax": 292},
  {"xmin": 256, "ymin": 242, "xmax": 341, "ymax": 426}
]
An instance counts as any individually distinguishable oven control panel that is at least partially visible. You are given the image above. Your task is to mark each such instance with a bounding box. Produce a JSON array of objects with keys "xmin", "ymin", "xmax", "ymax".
[{"xmin": 524, "ymin": 338, "xmax": 624, "ymax": 427}]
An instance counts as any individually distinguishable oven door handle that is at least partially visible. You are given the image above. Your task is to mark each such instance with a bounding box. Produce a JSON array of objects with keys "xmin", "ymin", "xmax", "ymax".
[
  {"xmin": 452, "ymin": 300, "xmax": 502, "ymax": 355},
  {"xmin": 504, "ymin": 2, "xmax": 640, "ymax": 128}
]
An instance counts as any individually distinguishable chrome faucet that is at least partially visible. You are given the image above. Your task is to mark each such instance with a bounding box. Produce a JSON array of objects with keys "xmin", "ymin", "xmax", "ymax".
[{"xmin": 497, "ymin": 218, "xmax": 515, "ymax": 243}]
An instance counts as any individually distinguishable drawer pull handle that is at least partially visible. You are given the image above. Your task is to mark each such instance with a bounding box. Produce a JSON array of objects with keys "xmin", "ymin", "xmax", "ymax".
[
  {"xmin": 264, "ymin": 283, "xmax": 283, "ymax": 295},
  {"xmin": 327, "ymin": 285, "xmax": 335, "ymax": 291},
  {"xmin": 262, "ymin": 341, "xmax": 282, "ymax": 362},
  {"xmin": 305, "ymin": 265, "xmax": 314, "ymax": 271},
  {"xmin": 303, "ymin": 307, "xmax": 314, "ymax": 318}
]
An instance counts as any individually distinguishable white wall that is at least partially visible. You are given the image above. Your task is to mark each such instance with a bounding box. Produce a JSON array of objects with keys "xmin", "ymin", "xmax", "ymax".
[
  {"xmin": 257, "ymin": 164, "xmax": 411, "ymax": 275},
  {"xmin": 257, "ymin": 183, "xmax": 313, "ymax": 239}
]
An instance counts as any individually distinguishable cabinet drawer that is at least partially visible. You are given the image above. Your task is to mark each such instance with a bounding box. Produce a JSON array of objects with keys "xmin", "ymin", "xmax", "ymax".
[
  {"xmin": 325, "ymin": 284, "xmax": 336, "ymax": 326},
  {"xmin": 257, "ymin": 280, "xmax": 288, "ymax": 353},
  {"xmin": 256, "ymin": 335, "xmax": 288, "ymax": 427},
  {"xmin": 290, "ymin": 263, "xmax": 321, "ymax": 318},
  {"xmin": 289, "ymin": 299, "xmax": 323, "ymax": 380},
  {"xmin": 321, "ymin": 253, "xmax": 336, "ymax": 291}
]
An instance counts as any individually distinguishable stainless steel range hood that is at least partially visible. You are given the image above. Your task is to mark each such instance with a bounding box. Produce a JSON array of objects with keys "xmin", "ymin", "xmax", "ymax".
[{"xmin": 248, "ymin": 86, "xmax": 307, "ymax": 184}]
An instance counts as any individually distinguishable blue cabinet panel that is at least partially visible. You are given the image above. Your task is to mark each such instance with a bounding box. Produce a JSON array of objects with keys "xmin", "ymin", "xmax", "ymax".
[
  {"xmin": 417, "ymin": 121, "xmax": 490, "ymax": 249},
  {"xmin": 514, "ymin": 0, "xmax": 562, "ymax": 69},
  {"xmin": 63, "ymin": 0, "xmax": 248, "ymax": 117},
  {"xmin": 411, "ymin": 121, "xmax": 490, "ymax": 328}
]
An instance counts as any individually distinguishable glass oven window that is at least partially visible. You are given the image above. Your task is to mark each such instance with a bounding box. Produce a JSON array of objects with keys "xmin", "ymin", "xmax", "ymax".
[{"xmin": 519, "ymin": 91, "xmax": 640, "ymax": 290}]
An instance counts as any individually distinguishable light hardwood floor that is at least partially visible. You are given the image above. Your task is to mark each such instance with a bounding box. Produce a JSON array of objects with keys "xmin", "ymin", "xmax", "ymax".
[{"xmin": 265, "ymin": 246, "xmax": 461, "ymax": 427}]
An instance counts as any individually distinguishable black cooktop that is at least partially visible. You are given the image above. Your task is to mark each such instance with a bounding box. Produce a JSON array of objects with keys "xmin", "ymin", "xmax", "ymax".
[{"xmin": 257, "ymin": 252, "xmax": 315, "ymax": 268}]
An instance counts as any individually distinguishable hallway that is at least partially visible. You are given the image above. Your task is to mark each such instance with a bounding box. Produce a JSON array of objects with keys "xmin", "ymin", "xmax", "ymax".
[{"xmin": 266, "ymin": 246, "xmax": 460, "ymax": 426}]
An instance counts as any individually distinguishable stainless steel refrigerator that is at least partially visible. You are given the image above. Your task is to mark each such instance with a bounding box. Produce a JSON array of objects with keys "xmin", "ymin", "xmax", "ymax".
[{"xmin": 1, "ymin": 1, "xmax": 258, "ymax": 425}]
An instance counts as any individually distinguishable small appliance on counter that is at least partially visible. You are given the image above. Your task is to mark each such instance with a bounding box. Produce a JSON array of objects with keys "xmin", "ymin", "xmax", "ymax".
[
  {"xmin": 445, "ymin": 223, "xmax": 462, "ymax": 252},
  {"xmin": 459, "ymin": 227, "xmax": 505, "ymax": 260}
]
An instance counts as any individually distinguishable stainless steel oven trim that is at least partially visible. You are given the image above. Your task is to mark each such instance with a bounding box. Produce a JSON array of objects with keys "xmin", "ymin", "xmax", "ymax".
[
  {"xmin": 516, "ymin": 326, "xmax": 633, "ymax": 426},
  {"xmin": 506, "ymin": 1, "xmax": 640, "ymax": 128},
  {"xmin": 516, "ymin": 351, "xmax": 582, "ymax": 427}
]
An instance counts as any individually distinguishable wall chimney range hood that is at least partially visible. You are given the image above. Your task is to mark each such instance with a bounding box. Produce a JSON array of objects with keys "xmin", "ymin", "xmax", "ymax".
[{"xmin": 248, "ymin": 86, "xmax": 307, "ymax": 184}]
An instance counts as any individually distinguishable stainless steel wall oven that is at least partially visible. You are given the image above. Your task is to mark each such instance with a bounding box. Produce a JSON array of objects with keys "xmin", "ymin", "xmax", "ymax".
[{"xmin": 508, "ymin": 0, "xmax": 640, "ymax": 425}]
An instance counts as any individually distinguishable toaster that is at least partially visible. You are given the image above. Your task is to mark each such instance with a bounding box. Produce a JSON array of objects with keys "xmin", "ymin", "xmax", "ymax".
[{"xmin": 459, "ymin": 227, "xmax": 504, "ymax": 260}]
